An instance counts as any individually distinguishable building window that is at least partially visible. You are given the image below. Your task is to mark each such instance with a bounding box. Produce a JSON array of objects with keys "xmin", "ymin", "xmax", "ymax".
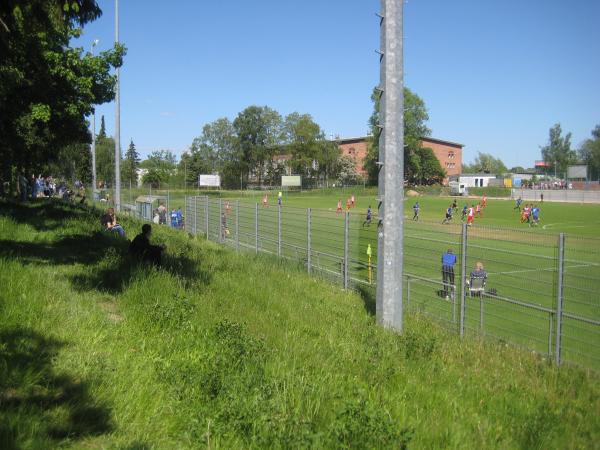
[{"xmin": 448, "ymin": 151, "xmax": 455, "ymax": 159}]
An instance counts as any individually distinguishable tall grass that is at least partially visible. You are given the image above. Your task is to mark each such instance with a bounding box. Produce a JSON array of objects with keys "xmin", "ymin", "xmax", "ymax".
[{"xmin": 0, "ymin": 200, "xmax": 599, "ymax": 449}]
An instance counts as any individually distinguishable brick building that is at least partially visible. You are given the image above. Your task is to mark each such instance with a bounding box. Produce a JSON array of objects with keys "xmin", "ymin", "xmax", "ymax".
[{"xmin": 336, "ymin": 135, "xmax": 463, "ymax": 183}]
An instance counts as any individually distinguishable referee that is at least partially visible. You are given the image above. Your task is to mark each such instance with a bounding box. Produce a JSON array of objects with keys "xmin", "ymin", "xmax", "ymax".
[{"xmin": 441, "ymin": 249, "xmax": 457, "ymax": 299}]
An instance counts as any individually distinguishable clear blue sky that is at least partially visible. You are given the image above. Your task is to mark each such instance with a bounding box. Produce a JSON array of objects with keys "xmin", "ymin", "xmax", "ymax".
[{"xmin": 77, "ymin": 0, "xmax": 600, "ymax": 168}]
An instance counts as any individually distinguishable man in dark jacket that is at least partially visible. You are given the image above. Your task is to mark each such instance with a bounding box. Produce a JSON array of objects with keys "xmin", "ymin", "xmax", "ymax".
[{"xmin": 129, "ymin": 224, "xmax": 165, "ymax": 266}]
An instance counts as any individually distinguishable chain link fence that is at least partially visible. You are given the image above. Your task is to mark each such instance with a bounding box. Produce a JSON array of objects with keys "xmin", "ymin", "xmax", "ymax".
[{"xmin": 183, "ymin": 196, "xmax": 600, "ymax": 371}]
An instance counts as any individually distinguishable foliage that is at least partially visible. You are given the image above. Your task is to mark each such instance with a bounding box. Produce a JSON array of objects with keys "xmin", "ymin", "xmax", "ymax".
[
  {"xmin": 337, "ymin": 155, "xmax": 359, "ymax": 185},
  {"xmin": 463, "ymin": 152, "xmax": 508, "ymax": 175},
  {"xmin": 0, "ymin": 0, "xmax": 125, "ymax": 182},
  {"xmin": 364, "ymin": 87, "xmax": 433, "ymax": 185},
  {"xmin": 578, "ymin": 124, "xmax": 600, "ymax": 181},
  {"xmin": 141, "ymin": 150, "xmax": 177, "ymax": 187},
  {"xmin": 540, "ymin": 123, "xmax": 577, "ymax": 178},
  {"xmin": 233, "ymin": 106, "xmax": 283, "ymax": 186},
  {"xmin": 121, "ymin": 139, "xmax": 140, "ymax": 186},
  {"xmin": 95, "ymin": 134, "xmax": 115, "ymax": 187}
]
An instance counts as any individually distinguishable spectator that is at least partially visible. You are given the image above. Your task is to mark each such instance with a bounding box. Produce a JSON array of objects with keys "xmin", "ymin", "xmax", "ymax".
[
  {"xmin": 101, "ymin": 207, "xmax": 126, "ymax": 237},
  {"xmin": 441, "ymin": 249, "xmax": 457, "ymax": 299},
  {"xmin": 176, "ymin": 207, "xmax": 183, "ymax": 229},
  {"xmin": 157, "ymin": 202, "xmax": 167, "ymax": 225},
  {"xmin": 170, "ymin": 208, "xmax": 178, "ymax": 228},
  {"xmin": 129, "ymin": 224, "xmax": 165, "ymax": 266},
  {"xmin": 18, "ymin": 172, "xmax": 29, "ymax": 202},
  {"xmin": 469, "ymin": 261, "xmax": 488, "ymax": 296}
]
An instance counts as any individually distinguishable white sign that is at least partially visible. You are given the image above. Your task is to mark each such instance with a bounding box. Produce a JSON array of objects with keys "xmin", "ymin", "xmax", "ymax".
[
  {"xmin": 567, "ymin": 165, "xmax": 587, "ymax": 179},
  {"xmin": 281, "ymin": 175, "xmax": 301, "ymax": 187},
  {"xmin": 199, "ymin": 174, "xmax": 221, "ymax": 187}
]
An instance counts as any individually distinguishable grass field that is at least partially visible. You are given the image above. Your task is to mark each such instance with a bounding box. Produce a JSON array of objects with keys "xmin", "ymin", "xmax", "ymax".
[
  {"xmin": 163, "ymin": 188, "xmax": 600, "ymax": 370},
  {"xmin": 1, "ymin": 200, "xmax": 600, "ymax": 448}
]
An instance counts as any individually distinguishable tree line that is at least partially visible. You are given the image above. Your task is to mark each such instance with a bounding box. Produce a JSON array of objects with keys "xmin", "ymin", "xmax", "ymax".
[{"xmin": 0, "ymin": 0, "xmax": 125, "ymax": 188}]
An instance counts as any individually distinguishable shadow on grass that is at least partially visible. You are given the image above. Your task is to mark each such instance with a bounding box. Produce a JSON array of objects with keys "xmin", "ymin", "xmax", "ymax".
[
  {"xmin": 0, "ymin": 328, "xmax": 112, "ymax": 449},
  {"xmin": 0, "ymin": 232, "xmax": 122, "ymax": 266},
  {"xmin": 0, "ymin": 199, "xmax": 91, "ymax": 232},
  {"xmin": 356, "ymin": 284, "xmax": 376, "ymax": 316}
]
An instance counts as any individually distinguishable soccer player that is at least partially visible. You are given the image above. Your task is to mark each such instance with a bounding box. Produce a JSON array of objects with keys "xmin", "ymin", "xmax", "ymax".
[
  {"xmin": 442, "ymin": 205, "xmax": 453, "ymax": 224},
  {"xmin": 441, "ymin": 249, "xmax": 457, "ymax": 299},
  {"xmin": 362, "ymin": 205, "xmax": 373, "ymax": 227},
  {"xmin": 451, "ymin": 199, "xmax": 458, "ymax": 212},
  {"xmin": 221, "ymin": 212, "xmax": 229, "ymax": 239},
  {"xmin": 225, "ymin": 200, "xmax": 232, "ymax": 216},
  {"xmin": 514, "ymin": 197, "xmax": 523, "ymax": 211},
  {"xmin": 278, "ymin": 191, "xmax": 283, "ymax": 206},
  {"xmin": 337, "ymin": 199, "xmax": 343, "ymax": 214},
  {"xmin": 351, "ymin": 194, "xmax": 356, "ymax": 208},
  {"xmin": 530, "ymin": 205, "xmax": 540, "ymax": 227},
  {"xmin": 475, "ymin": 203, "xmax": 483, "ymax": 218},
  {"xmin": 482, "ymin": 194, "xmax": 488, "ymax": 209},
  {"xmin": 461, "ymin": 204, "xmax": 468, "ymax": 222},
  {"xmin": 520, "ymin": 204, "xmax": 531, "ymax": 224},
  {"xmin": 412, "ymin": 202, "xmax": 420, "ymax": 221},
  {"xmin": 346, "ymin": 198, "xmax": 351, "ymax": 211},
  {"xmin": 262, "ymin": 193, "xmax": 268, "ymax": 207},
  {"xmin": 467, "ymin": 204, "xmax": 475, "ymax": 226}
]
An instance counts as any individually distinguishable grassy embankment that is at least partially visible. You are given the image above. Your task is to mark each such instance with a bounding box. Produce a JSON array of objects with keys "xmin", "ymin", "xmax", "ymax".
[{"xmin": 1, "ymin": 200, "xmax": 599, "ymax": 449}]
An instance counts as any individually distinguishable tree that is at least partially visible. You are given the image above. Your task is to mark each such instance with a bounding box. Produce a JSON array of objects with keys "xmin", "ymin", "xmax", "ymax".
[
  {"xmin": 337, "ymin": 155, "xmax": 359, "ymax": 185},
  {"xmin": 233, "ymin": 106, "xmax": 283, "ymax": 186},
  {"xmin": 578, "ymin": 125, "xmax": 600, "ymax": 181},
  {"xmin": 122, "ymin": 139, "xmax": 140, "ymax": 186},
  {"xmin": 364, "ymin": 87, "xmax": 432, "ymax": 185},
  {"xmin": 98, "ymin": 115, "xmax": 107, "ymax": 139},
  {"xmin": 95, "ymin": 135, "xmax": 116, "ymax": 187},
  {"xmin": 509, "ymin": 166, "xmax": 526, "ymax": 173},
  {"xmin": 415, "ymin": 147, "xmax": 446, "ymax": 184},
  {"xmin": 541, "ymin": 123, "xmax": 577, "ymax": 178},
  {"xmin": 468, "ymin": 152, "xmax": 508, "ymax": 175},
  {"xmin": 0, "ymin": 1, "xmax": 126, "ymax": 183},
  {"xmin": 284, "ymin": 112, "xmax": 330, "ymax": 184},
  {"xmin": 141, "ymin": 150, "xmax": 177, "ymax": 187}
]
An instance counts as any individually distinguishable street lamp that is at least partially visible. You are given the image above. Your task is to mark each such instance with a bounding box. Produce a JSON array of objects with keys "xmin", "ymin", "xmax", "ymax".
[
  {"xmin": 114, "ymin": 0, "xmax": 121, "ymax": 211},
  {"xmin": 90, "ymin": 39, "xmax": 99, "ymax": 200}
]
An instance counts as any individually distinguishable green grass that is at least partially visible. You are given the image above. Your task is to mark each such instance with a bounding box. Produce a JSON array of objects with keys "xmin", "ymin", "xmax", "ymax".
[
  {"xmin": 1, "ymin": 200, "xmax": 600, "ymax": 449},
  {"xmin": 176, "ymin": 190, "xmax": 600, "ymax": 369}
]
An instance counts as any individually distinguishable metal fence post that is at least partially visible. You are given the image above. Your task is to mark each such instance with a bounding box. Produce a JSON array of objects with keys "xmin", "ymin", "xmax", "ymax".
[
  {"xmin": 278, "ymin": 204, "xmax": 282, "ymax": 258},
  {"xmin": 548, "ymin": 312, "xmax": 554, "ymax": 358},
  {"xmin": 219, "ymin": 198, "xmax": 223, "ymax": 243},
  {"xmin": 236, "ymin": 200, "xmax": 240, "ymax": 252},
  {"xmin": 459, "ymin": 223, "xmax": 468, "ymax": 337},
  {"xmin": 406, "ymin": 276, "xmax": 411, "ymax": 310},
  {"xmin": 555, "ymin": 233, "xmax": 566, "ymax": 365},
  {"xmin": 194, "ymin": 196, "xmax": 198, "ymax": 235},
  {"xmin": 205, "ymin": 196, "xmax": 209, "ymax": 239},
  {"xmin": 343, "ymin": 212, "xmax": 349, "ymax": 289},
  {"xmin": 255, "ymin": 203, "xmax": 259, "ymax": 254},
  {"xmin": 307, "ymin": 208, "xmax": 312, "ymax": 275}
]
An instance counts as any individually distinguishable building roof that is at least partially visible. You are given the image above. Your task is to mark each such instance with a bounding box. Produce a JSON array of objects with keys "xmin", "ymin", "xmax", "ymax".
[
  {"xmin": 334, "ymin": 135, "xmax": 464, "ymax": 148},
  {"xmin": 420, "ymin": 136, "xmax": 464, "ymax": 148}
]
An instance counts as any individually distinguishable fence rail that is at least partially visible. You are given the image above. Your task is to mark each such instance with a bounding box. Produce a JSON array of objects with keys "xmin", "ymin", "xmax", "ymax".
[{"xmin": 181, "ymin": 196, "xmax": 600, "ymax": 371}]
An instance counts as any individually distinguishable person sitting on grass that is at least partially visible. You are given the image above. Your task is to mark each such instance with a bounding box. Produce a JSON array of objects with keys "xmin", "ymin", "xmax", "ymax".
[
  {"xmin": 101, "ymin": 207, "xmax": 126, "ymax": 237},
  {"xmin": 129, "ymin": 224, "xmax": 165, "ymax": 266}
]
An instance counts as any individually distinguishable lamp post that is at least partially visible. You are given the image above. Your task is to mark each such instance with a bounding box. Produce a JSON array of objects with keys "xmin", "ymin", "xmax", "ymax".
[
  {"xmin": 114, "ymin": 0, "xmax": 121, "ymax": 211},
  {"xmin": 90, "ymin": 39, "xmax": 99, "ymax": 200}
]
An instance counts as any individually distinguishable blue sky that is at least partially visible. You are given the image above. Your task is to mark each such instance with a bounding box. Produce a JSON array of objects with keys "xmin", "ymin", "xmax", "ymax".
[{"xmin": 77, "ymin": 0, "xmax": 600, "ymax": 168}]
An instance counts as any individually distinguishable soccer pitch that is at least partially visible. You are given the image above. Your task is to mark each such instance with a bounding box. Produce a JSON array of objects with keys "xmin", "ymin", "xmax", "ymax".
[{"xmin": 125, "ymin": 187, "xmax": 600, "ymax": 369}]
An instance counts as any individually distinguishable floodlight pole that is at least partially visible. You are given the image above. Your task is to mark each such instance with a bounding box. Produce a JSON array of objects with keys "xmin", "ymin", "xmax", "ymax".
[
  {"xmin": 376, "ymin": 0, "xmax": 404, "ymax": 331},
  {"xmin": 114, "ymin": 0, "xmax": 121, "ymax": 211},
  {"xmin": 90, "ymin": 40, "xmax": 98, "ymax": 200}
]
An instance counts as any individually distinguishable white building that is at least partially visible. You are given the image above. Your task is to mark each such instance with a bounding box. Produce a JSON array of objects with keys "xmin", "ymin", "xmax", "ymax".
[{"xmin": 451, "ymin": 173, "xmax": 498, "ymax": 188}]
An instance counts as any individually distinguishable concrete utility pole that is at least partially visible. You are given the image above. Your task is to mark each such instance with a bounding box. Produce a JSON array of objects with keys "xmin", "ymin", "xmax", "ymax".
[
  {"xmin": 90, "ymin": 39, "xmax": 99, "ymax": 199},
  {"xmin": 114, "ymin": 0, "xmax": 121, "ymax": 211},
  {"xmin": 376, "ymin": 0, "xmax": 405, "ymax": 331}
]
